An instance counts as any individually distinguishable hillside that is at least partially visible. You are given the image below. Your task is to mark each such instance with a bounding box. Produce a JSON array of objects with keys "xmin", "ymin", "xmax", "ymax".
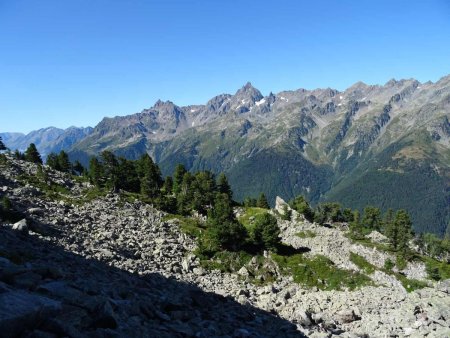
[
  {"xmin": 64, "ymin": 76, "xmax": 450, "ymax": 235},
  {"xmin": 1, "ymin": 155, "xmax": 449, "ymax": 337}
]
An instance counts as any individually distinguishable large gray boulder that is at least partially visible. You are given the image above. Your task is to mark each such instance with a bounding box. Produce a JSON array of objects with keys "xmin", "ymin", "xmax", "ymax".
[{"xmin": 0, "ymin": 290, "xmax": 62, "ymax": 338}]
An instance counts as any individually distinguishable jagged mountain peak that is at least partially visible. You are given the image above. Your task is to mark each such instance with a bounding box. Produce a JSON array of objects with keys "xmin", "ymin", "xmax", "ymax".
[
  {"xmin": 384, "ymin": 78, "xmax": 420, "ymax": 88},
  {"xmin": 347, "ymin": 81, "xmax": 370, "ymax": 91},
  {"xmin": 152, "ymin": 99, "xmax": 177, "ymax": 109},
  {"xmin": 240, "ymin": 81, "xmax": 256, "ymax": 91},
  {"xmin": 235, "ymin": 82, "xmax": 263, "ymax": 101}
]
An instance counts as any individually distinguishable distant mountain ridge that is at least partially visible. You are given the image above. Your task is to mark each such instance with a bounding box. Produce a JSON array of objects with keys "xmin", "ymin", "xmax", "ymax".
[
  {"xmin": 0, "ymin": 126, "xmax": 93, "ymax": 159},
  {"xmin": 5, "ymin": 76, "xmax": 450, "ymax": 235}
]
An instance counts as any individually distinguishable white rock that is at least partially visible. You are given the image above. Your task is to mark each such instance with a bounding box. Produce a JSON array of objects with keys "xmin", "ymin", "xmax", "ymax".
[{"xmin": 12, "ymin": 219, "xmax": 28, "ymax": 233}]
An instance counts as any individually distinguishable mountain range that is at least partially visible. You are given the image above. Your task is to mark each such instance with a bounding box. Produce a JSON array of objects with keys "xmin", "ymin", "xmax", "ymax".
[
  {"xmin": 2, "ymin": 76, "xmax": 450, "ymax": 235},
  {"xmin": 0, "ymin": 126, "xmax": 93, "ymax": 159}
]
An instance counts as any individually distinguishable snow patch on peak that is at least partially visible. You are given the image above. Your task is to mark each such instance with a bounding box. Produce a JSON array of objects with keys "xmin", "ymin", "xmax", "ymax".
[{"xmin": 255, "ymin": 98, "xmax": 266, "ymax": 106}]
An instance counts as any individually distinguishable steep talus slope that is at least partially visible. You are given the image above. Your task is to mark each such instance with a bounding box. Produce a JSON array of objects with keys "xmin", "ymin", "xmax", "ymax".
[
  {"xmin": 1, "ymin": 158, "xmax": 449, "ymax": 337},
  {"xmin": 0, "ymin": 157, "xmax": 302, "ymax": 338}
]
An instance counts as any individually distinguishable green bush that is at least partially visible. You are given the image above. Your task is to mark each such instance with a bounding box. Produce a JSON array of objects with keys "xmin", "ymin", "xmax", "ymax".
[
  {"xmin": 1, "ymin": 196, "xmax": 12, "ymax": 210},
  {"xmin": 424, "ymin": 257, "xmax": 450, "ymax": 281},
  {"xmin": 251, "ymin": 213, "xmax": 281, "ymax": 252},
  {"xmin": 0, "ymin": 154, "xmax": 7, "ymax": 165},
  {"xmin": 384, "ymin": 258, "xmax": 394, "ymax": 271},
  {"xmin": 280, "ymin": 204, "xmax": 292, "ymax": 221},
  {"xmin": 199, "ymin": 219, "xmax": 247, "ymax": 255},
  {"xmin": 289, "ymin": 195, "xmax": 314, "ymax": 221},
  {"xmin": 396, "ymin": 255, "xmax": 407, "ymax": 270}
]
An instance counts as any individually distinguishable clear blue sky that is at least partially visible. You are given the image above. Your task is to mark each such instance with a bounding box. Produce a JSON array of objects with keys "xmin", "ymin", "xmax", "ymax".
[{"xmin": 1, "ymin": 0, "xmax": 450, "ymax": 133}]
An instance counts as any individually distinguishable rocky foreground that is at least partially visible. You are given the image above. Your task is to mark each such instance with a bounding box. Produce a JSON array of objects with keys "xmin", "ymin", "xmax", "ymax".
[{"xmin": 1, "ymin": 157, "xmax": 449, "ymax": 337}]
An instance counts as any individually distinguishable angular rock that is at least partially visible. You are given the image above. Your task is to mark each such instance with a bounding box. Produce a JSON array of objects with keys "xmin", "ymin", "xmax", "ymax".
[
  {"xmin": 0, "ymin": 290, "xmax": 61, "ymax": 338},
  {"xmin": 12, "ymin": 219, "xmax": 28, "ymax": 233},
  {"xmin": 335, "ymin": 309, "xmax": 360, "ymax": 324}
]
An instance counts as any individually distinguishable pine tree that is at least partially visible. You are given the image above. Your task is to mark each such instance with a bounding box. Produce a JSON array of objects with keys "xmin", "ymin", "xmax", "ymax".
[
  {"xmin": 24, "ymin": 143, "xmax": 42, "ymax": 164},
  {"xmin": 243, "ymin": 197, "xmax": 257, "ymax": 207},
  {"xmin": 117, "ymin": 157, "xmax": 140, "ymax": 192},
  {"xmin": 217, "ymin": 173, "xmax": 232, "ymax": 199},
  {"xmin": 162, "ymin": 176, "xmax": 173, "ymax": 194},
  {"xmin": 342, "ymin": 208, "xmax": 354, "ymax": 223},
  {"xmin": 36, "ymin": 164, "xmax": 49, "ymax": 184},
  {"xmin": 361, "ymin": 206, "xmax": 382, "ymax": 231},
  {"xmin": 176, "ymin": 172, "xmax": 194, "ymax": 214},
  {"xmin": 289, "ymin": 195, "xmax": 314, "ymax": 221},
  {"xmin": 201, "ymin": 193, "xmax": 247, "ymax": 252},
  {"xmin": 256, "ymin": 193, "xmax": 269, "ymax": 209},
  {"xmin": 394, "ymin": 210, "xmax": 414, "ymax": 255},
  {"xmin": 209, "ymin": 193, "xmax": 234, "ymax": 223},
  {"xmin": 280, "ymin": 204, "xmax": 292, "ymax": 221},
  {"xmin": 101, "ymin": 151, "xmax": 119, "ymax": 191},
  {"xmin": 138, "ymin": 154, "xmax": 162, "ymax": 198},
  {"xmin": 46, "ymin": 152, "xmax": 60, "ymax": 170},
  {"xmin": 89, "ymin": 157, "xmax": 105, "ymax": 187},
  {"xmin": 72, "ymin": 160, "xmax": 85, "ymax": 176},
  {"xmin": 0, "ymin": 136, "xmax": 6, "ymax": 151},
  {"xmin": 384, "ymin": 208, "xmax": 397, "ymax": 248},
  {"xmin": 173, "ymin": 164, "xmax": 187, "ymax": 194},
  {"xmin": 349, "ymin": 210, "xmax": 364, "ymax": 240},
  {"xmin": 252, "ymin": 213, "xmax": 280, "ymax": 252},
  {"xmin": 314, "ymin": 202, "xmax": 343, "ymax": 224},
  {"xmin": 191, "ymin": 171, "xmax": 216, "ymax": 214},
  {"xmin": 57, "ymin": 150, "xmax": 72, "ymax": 173},
  {"xmin": 14, "ymin": 149, "xmax": 25, "ymax": 160}
]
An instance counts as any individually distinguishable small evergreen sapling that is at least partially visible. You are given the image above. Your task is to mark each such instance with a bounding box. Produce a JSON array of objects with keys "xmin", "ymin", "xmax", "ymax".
[{"xmin": 24, "ymin": 143, "xmax": 42, "ymax": 164}]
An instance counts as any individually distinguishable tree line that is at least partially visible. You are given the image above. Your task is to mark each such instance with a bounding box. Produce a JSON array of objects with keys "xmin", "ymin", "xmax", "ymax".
[{"xmin": 5, "ymin": 141, "xmax": 449, "ymax": 262}]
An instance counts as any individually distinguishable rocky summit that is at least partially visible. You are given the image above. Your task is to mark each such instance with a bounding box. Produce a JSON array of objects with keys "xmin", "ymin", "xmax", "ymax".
[{"xmin": 1, "ymin": 156, "xmax": 449, "ymax": 337}]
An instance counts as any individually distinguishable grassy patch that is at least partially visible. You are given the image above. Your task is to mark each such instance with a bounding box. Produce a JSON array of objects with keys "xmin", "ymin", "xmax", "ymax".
[
  {"xmin": 296, "ymin": 230, "xmax": 316, "ymax": 239},
  {"xmin": 423, "ymin": 256, "xmax": 450, "ymax": 281},
  {"xmin": 162, "ymin": 214, "xmax": 205, "ymax": 238},
  {"xmin": 350, "ymin": 252, "xmax": 376, "ymax": 274},
  {"xmin": 238, "ymin": 207, "xmax": 269, "ymax": 231},
  {"xmin": 17, "ymin": 173, "xmax": 71, "ymax": 200},
  {"xmin": 118, "ymin": 191, "xmax": 141, "ymax": 206},
  {"xmin": 347, "ymin": 233, "xmax": 392, "ymax": 253},
  {"xmin": 198, "ymin": 251, "xmax": 277, "ymax": 285},
  {"xmin": 272, "ymin": 253, "xmax": 373, "ymax": 291},
  {"xmin": 395, "ymin": 273, "xmax": 428, "ymax": 292},
  {"xmin": 199, "ymin": 250, "xmax": 253, "ymax": 273},
  {"xmin": 79, "ymin": 186, "xmax": 108, "ymax": 204},
  {"xmin": 395, "ymin": 255, "xmax": 408, "ymax": 270}
]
